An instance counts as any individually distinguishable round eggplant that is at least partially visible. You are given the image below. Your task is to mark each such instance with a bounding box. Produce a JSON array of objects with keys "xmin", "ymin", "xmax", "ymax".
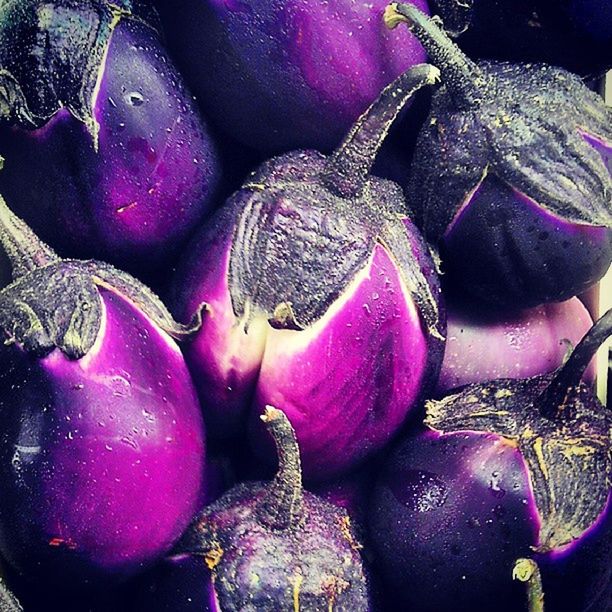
[
  {"xmin": 0, "ymin": 194, "xmax": 206, "ymax": 588},
  {"xmin": 155, "ymin": 0, "xmax": 429, "ymax": 153},
  {"xmin": 0, "ymin": 0, "xmax": 220, "ymax": 273},
  {"xmin": 386, "ymin": 4, "xmax": 612, "ymax": 308},
  {"xmin": 173, "ymin": 407, "xmax": 371, "ymax": 610},
  {"xmin": 370, "ymin": 309, "xmax": 612, "ymax": 611},
  {"xmin": 172, "ymin": 64, "xmax": 445, "ymax": 480}
]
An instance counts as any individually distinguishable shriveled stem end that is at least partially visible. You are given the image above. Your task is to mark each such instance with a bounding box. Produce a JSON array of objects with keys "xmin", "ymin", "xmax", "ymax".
[
  {"xmin": 256, "ymin": 406, "xmax": 304, "ymax": 530},
  {"xmin": 513, "ymin": 558, "xmax": 545, "ymax": 612}
]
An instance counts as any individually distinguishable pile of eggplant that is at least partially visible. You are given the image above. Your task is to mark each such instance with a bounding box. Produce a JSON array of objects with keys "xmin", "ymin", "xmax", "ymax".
[{"xmin": 0, "ymin": 0, "xmax": 610, "ymax": 610}]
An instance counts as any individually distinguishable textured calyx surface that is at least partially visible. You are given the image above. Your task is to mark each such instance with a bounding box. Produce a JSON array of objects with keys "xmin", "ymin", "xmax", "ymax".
[
  {"xmin": 0, "ymin": 259, "xmax": 203, "ymax": 359},
  {"xmin": 386, "ymin": 4, "xmax": 612, "ymax": 239},
  {"xmin": 426, "ymin": 375, "xmax": 611, "ymax": 552},
  {"xmin": 227, "ymin": 152, "xmax": 444, "ymax": 343},
  {"xmin": 0, "ymin": 0, "xmax": 156, "ymax": 136}
]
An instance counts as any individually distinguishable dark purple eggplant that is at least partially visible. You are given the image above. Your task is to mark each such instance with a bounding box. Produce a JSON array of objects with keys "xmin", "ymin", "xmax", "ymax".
[
  {"xmin": 438, "ymin": 295, "xmax": 594, "ymax": 394},
  {"xmin": 369, "ymin": 308, "xmax": 612, "ymax": 611},
  {"xmin": 0, "ymin": 193, "xmax": 206, "ymax": 588},
  {"xmin": 175, "ymin": 407, "xmax": 371, "ymax": 610},
  {"xmin": 386, "ymin": 3, "xmax": 612, "ymax": 308},
  {"xmin": 431, "ymin": 0, "xmax": 611, "ymax": 77},
  {"xmin": 0, "ymin": 0, "xmax": 220, "ymax": 274},
  {"xmin": 155, "ymin": 0, "xmax": 429, "ymax": 153},
  {"xmin": 171, "ymin": 64, "xmax": 445, "ymax": 480}
]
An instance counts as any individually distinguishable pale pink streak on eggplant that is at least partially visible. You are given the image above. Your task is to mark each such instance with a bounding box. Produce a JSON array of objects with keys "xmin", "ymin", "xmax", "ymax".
[
  {"xmin": 438, "ymin": 298, "xmax": 595, "ymax": 394},
  {"xmin": 252, "ymin": 244, "xmax": 428, "ymax": 480},
  {"xmin": 38, "ymin": 290, "xmax": 205, "ymax": 572},
  {"xmin": 181, "ymin": 238, "xmax": 268, "ymax": 436}
]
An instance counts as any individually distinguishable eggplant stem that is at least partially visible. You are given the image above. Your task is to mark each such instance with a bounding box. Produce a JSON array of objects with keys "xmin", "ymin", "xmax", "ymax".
[
  {"xmin": 0, "ymin": 194, "xmax": 59, "ymax": 279},
  {"xmin": 513, "ymin": 558, "xmax": 545, "ymax": 612},
  {"xmin": 322, "ymin": 63, "xmax": 440, "ymax": 198},
  {"xmin": 384, "ymin": 3, "xmax": 490, "ymax": 110},
  {"xmin": 538, "ymin": 308, "xmax": 612, "ymax": 418},
  {"xmin": 255, "ymin": 406, "xmax": 304, "ymax": 530}
]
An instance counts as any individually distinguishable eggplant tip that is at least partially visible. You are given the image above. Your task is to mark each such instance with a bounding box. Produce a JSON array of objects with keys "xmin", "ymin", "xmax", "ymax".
[
  {"xmin": 383, "ymin": 3, "xmax": 404, "ymax": 29},
  {"xmin": 261, "ymin": 405, "xmax": 283, "ymax": 423}
]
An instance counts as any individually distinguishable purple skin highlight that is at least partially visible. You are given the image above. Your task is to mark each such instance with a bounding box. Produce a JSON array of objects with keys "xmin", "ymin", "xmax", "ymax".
[
  {"xmin": 172, "ymin": 64, "xmax": 445, "ymax": 479},
  {"xmin": 0, "ymin": 12, "xmax": 220, "ymax": 273},
  {"xmin": 437, "ymin": 296, "xmax": 594, "ymax": 394},
  {"xmin": 156, "ymin": 0, "xmax": 429, "ymax": 152},
  {"xmin": 250, "ymin": 243, "xmax": 428, "ymax": 480},
  {"xmin": 171, "ymin": 215, "xmax": 268, "ymax": 439},
  {"xmin": 0, "ymin": 196, "xmax": 207, "ymax": 588},
  {"xmin": 0, "ymin": 291, "xmax": 205, "ymax": 586}
]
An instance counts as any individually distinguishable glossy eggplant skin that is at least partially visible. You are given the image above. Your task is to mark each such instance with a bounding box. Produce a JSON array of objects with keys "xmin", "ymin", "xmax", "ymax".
[
  {"xmin": 155, "ymin": 0, "xmax": 429, "ymax": 153},
  {"xmin": 437, "ymin": 296, "xmax": 594, "ymax": 394},
  {"xmin": 0, "ymin": 289, "xmax": 206, "ymax": 588},
  {"xmin": 439, "ymin": 173, "xmax": 612, "ymax": 308},
  {"xmin": 172, "ymin": 152, "xmax": 443, "ymax": 480},
  {"xmin": 369, "ymin": 429, "xmax": 537, "ymax": 611},
  {"xmin": 0, "ymin": 3, "xmax": 220, "ymax": 273},
  {"xmin": 369, "ymin": 428, "xmax": 611, "ymax": 612}
]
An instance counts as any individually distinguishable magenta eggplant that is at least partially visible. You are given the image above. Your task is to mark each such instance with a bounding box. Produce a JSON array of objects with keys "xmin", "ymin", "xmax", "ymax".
[
  {"xmin": 0, "ymin": 0, "xmax": 220, "ymax": 273},
  {"xmin": 370, "ymin": 308, "xmax": 612, "ymax": 611},
  {"xmin": 437, "ymin": 296, "xmax": 594, "ymax": 394},
  {"xmin": 172, "ymin": 64, "xmax": 445, "ymax": 480},
  {"xmin": 176, "ymin": 407, "xmax": 371, "ymax": 610},
  {"xmin": 386, "ymin": 4, "xmax": 612, "ymax": 308},
  {"xmin": 0, "ymin": 194, "xmax": 206, "ymax": 587},
  {"xmin": 155, "ymin": 0, "xmax": 429, "ymax": 152}
]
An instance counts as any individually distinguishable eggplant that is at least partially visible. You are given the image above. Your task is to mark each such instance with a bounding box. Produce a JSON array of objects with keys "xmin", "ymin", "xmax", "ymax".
[
  {"xmin": 155, "ymin": 0, "xmax": 429, "ymax": 153},
  {"xmin": 0, "ymin": 0, "xmax": 220, "ymax": 274},
  {"xmin": 437, "ymin": 295, "xmax": 594, "ymax": 394},
  {"xmin": 0, "ymin": 194, "xmax": 206, "ymax": 588},
  {"xmin": 386, "ymin": 3, "xmax": 612, "ymax": 308},
  {"xmin": 175, "ymin": 407, "xmax": 371, "ymax": 611},
  {"xmin": 172, "ymin": 64, "xmax": 445, "ymax": 480},
  {"xmin": 431, "ymin": 0, "xmax": 612, "ymax": 77},
  {"xmin": 369, "ymin": 309, "xmax": 612, "ymax": 611}
]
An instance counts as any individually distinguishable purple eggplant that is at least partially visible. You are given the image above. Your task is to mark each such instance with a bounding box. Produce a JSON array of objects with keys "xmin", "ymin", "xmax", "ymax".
[
  {"xmin": 438, "ymin": 295, "xmax": 594, "ymax": 394},
  {"xmin": 155, "ymin": 0, "xmax": 429, "ymax": 153},
  {"xmin": 369, "ymin": 308, "xmax": 612, "ymax": 611},
  {"xmin": 172, "ymin": 64, "xmax": 445, "ymax": 480},
  {"xmin": 0, "ymin": 194, "xmax": 206, "ymax": 587},
  {"xmin": 0, "ymin": 0, "xmax": 220, "ymax": 273},
  {"xmin": 386, "ymin": 4, "xmax": 612, "ymax": 308},
  {"xmin": 175, "ymin": 407, "xmax": 371, "ymax": 610}
]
